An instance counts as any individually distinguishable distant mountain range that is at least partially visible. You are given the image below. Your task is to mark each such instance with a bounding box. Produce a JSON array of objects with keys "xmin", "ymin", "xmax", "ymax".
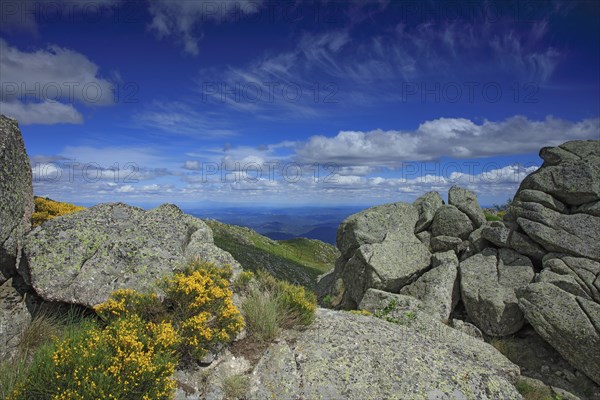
[{"xmin": 187, "ymin": 206, "xmax": 365, "ymax": 245}]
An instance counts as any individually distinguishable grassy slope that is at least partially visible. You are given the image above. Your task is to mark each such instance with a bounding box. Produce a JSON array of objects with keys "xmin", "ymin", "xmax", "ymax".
[{"xmin": 204, "ymin": 219, "xmax": 339, "ymax": 290}]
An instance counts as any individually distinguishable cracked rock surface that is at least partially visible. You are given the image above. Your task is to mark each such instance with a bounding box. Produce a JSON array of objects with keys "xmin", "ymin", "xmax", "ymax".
[
  {"xmin": 460, "ymin": 248, "xmax": 535, "ymax": 336},
  {"xmin": 249, "ymin": 308, "xmax": 521, "ymax": 400}
]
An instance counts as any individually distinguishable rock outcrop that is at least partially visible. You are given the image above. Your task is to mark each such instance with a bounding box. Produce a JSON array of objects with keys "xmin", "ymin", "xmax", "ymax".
[
  {"xmin": 0, "ymin": 115, "xmax": 34, "ymax": 284},
  {"xmin": 506, "ymin": 140, "xmax": 600, "ymax": 385},
  {"xmin": 519, "ymin": 254, "xmax": 600, "ymax": 386},
  {"xmin": 325, "ymin": 202, "xmax": 431, "ymax": 307},
  {"xmin": 317, "ymin": 139, "xmax": 600, "ymax": 386},
  {"xmin": 22, "ymin": 203, "xmax": 241, "ymax": 307},
  {"xmin": 249, "ymin": 308, "xmax": 521, "ymax": 400}
]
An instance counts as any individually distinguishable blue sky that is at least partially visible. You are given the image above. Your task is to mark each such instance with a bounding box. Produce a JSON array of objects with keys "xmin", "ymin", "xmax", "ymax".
[{"xmin": 1, "ymin": 0, "xmax": 599, "ymax": 208}]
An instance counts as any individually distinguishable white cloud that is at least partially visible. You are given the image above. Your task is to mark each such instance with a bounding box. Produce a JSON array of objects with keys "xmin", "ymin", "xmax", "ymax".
[
  {"xmin": 0, "ymin": 39, "xmax": 114, "ymax": 105},
  {"xmin": 0, "ymin": 39, "xmax": 113, "ymax": 124},
  {"xmin": 148, "ymin": 0, "xmax": 265, "ymax": 55},
  {"xmin": 295, "ymin": 116, "xmax": 600, "ymax": 166}
]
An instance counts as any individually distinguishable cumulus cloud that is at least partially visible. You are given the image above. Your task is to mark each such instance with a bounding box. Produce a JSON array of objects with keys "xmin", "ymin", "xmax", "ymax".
[
  {"xmin": 294, "ymin": 116, "xmax": 600, "ymax": 166},
  {"xmin": 148, "ymin": 0, "xmax": 265, "ymax": 55},
  {"xmin": 0, "ymin": 39, "xmax": 114, "ymax": 124}
]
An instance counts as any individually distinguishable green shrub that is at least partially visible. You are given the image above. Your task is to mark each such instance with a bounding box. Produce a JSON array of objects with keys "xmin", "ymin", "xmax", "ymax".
[
  {"xmin": 373, "ymin": 299, "xmax": 418, "ymax": 325},
  {"xmin": 484, "ymin": 213, "xmax": 502, "ymax": 221},
  {"xmin": 8, "ymin": 260, "xmax": 245, "ymax": 399},
  {"xmin": 321, "ymin": 294, "xmax": 333, "ymax": 308},
  {"xmin": 277, "ymin": 281, "xmax": 316, "ymax": 327}
]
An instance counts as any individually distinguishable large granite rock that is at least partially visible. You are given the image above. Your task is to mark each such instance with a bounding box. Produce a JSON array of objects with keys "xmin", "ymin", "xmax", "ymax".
[
  {"xmin": 519, "ymin": 282, "xmax": 600, "ymax": 386},
  {"xmin": 400, "ymin": 251, "xmax": 459, "ymax": 322},
  {"xmin": 413, "ymin": 191, "xmax": 444, "ymax": 233},
  {"xmin": 519, "ymin": 140, "xmax": 600, "ymax": 206},
  {"xmin": 460, "ymin": 248, "xmax": 535, "ymax": 336},
  {"xmin": 448, "ymin": 186, "xmax": 486, "ymax": 228},
  {"xmin": 430, "ymin": 205, "xmax": 474, "ymax": 240},
  {"xmin": 0, "ymin": 115, "xmax": 34, "ymax": 284},
  {"xmin": 518, "ymin": 253, "xmax": 600, "ymax": 385},
  {"xmin": 22, "ymin": 203, "xmax": 241, "ymax": 307},
  {"xmin": 249, "ymin": 308, "xmax": 522, "ymax": 399},
  {"xmin": 325, "ymin": 202, "xmax": 431, "ymax": 307}
]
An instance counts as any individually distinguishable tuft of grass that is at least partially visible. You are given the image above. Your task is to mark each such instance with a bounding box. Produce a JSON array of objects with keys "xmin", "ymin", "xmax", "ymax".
[
  {"xmin": 254, "ymin": 270, "xmax": 316, "ymax": 328},
  {"xmin": 240, "ymin": 270, "xmax": 317, "ymax": 342},
  {"xmin": 241, "ymin": 288, "xmax": 283, "ymax": 342},
  {"xmin": 17, "ymin": 311, "xmax": 62, "ymax": 357},
  {"xmin": 221, "ymin": 374, "xmax": 250, "ymax": 400},
  {"xmin": 0, "ymin": 356, "xmax": 28, "ymax": 399}
]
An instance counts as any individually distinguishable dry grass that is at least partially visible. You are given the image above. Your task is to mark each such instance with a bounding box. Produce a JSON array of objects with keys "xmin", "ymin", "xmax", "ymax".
[{"xmin": 221, "ymin": 374, "xmax": 250, "ymax": 399}]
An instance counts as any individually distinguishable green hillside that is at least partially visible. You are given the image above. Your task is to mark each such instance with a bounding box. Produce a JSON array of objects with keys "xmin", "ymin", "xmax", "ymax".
[{"xmin": 204, "ymin": 219, "xmax": 339, "ymax": 290}]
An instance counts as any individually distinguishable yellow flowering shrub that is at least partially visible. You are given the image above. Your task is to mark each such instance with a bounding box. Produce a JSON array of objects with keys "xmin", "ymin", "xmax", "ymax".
[
  {"xmin": 13, "ymin": 316, "xmax": 179, "ymax": 400},
  {"xmin": 163, "ymin": 261, "xmax": 245, "ymax": 361},
  {"xmin": 31, "ymin": 197, "xmax": 86, "ymax": 227},
  {"xmin": 97, "ymin": 260, "xmax": 244, "ymax": 362}
]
